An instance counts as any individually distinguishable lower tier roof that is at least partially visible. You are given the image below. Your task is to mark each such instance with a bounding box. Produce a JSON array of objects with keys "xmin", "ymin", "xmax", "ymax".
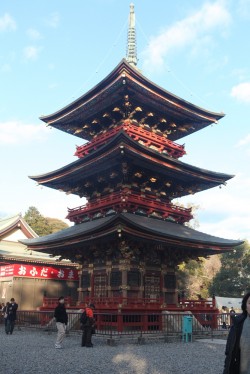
[{"xmin": 19, "ymin": 213, "xmax": 243, "ymax": 256}]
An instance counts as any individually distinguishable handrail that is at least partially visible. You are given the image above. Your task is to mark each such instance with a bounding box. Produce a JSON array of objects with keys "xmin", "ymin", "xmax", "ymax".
[
  {"xmin": 75, "ymin": 122, "xmax": 186, "ymax": 158},
  {"xmin": 11, "ymin": 310, "xmax": 232, "ymax": 337},
  {"xmin": 67, "ymin": 190, "xmax": 192, "ymax": 223}
]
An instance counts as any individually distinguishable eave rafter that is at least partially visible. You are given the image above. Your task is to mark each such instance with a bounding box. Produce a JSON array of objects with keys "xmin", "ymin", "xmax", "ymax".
[
  {"xmin": 30, "ymin": 134, "xmax": 232, "ymax": 200},
  {"xmin": 20, "ymin": 213, "xmax": 241, "ymax": 262},
  {"xmin": 40, "ymin": 60, "xmax": 224, "ymax": 142}
]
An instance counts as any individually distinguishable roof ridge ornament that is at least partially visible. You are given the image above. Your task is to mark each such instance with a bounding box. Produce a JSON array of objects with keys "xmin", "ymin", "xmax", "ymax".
[{"xmin": 126, "ymin": 3, "xmax": 138, "ymax": 67}]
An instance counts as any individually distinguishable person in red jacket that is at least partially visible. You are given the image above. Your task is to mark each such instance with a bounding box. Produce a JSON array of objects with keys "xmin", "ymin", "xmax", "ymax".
[{"xmin": 81, "ymin": 303, "xmax": 95, "ymax": 347}]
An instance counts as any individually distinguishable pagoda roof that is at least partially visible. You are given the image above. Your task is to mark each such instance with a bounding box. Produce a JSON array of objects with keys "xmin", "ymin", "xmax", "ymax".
[
  {"xmin": 29, "ymin": 131, "xmax": 233, "ymax": 198},
  {"xmin": 0, "ymin": 213, "xmax": 38, "ymax": 239},
  {"xmin": 0, "ymin": 240, "xmax": 72, "ymax": 266},
  {"xmin": 19, "ymin": 213, "xmax": 243, "ymax": 256},
  {"xmin": 0, "ymin": 214, "xmax": 73, "ymax": 265},
  {"xmin": 40, "ymin": 59, "xmax": 224, "ymax": 142}
]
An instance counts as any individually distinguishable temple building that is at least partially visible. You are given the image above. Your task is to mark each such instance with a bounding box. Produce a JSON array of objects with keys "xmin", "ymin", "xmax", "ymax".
[
  {"xmin": 20, "ymin": 4, "xmax": 242, "ymax": 312},
  {"xmin": 0, "ymin": 214, "xmax": 78, "ymax": 309}
]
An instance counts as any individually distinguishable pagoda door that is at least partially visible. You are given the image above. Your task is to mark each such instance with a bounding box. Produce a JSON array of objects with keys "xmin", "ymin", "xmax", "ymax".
[
  {"xmin": 144, "ymin": 275, "xmax": 160, "ymax": 300},
  {"xmin": 93, "ymin": 273, "xmax": 107, "ymax": 299}
]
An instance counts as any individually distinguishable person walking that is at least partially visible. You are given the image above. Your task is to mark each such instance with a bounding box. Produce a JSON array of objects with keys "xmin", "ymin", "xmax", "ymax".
[
  {"xmin": 5, "ymin": 298, "xmax": 18, "ymax": 335},
  {"xmin": 2, "ymin": 302, "xmax": 9, "ymax": 333},
  {"xmin": 81, "ymin": 303, "xmax": 95, "ymax": 347},
  {"xmin": 229, "ymin": 306, "xmax": 236, "ymax": 326},
  {"xmin": 54, "ymin": 296, "xmax": 68, "ymax": 349},
  {"xmin": 221, "ymin": 306, "xmax": 228, "ymax": 329},
  {"xmin": 223, "ymin": 292, "xmax": 250, "ymax": 374}
]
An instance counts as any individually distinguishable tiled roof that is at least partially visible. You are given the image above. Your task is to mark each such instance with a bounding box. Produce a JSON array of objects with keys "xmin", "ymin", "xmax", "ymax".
[
  {"xmin": 20, "ymin": 213, "xmax": 243, "ymax": 250},
  {"xmin": 0, "ymin": 214, "xmax": 38, "ymax": 238}
]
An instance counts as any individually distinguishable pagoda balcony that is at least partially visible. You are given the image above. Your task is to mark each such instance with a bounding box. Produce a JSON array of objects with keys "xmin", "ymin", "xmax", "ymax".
[
  {"xmin": 75, "ymin": 122, "xmax": 186, "ymax": 159},
  {"xmin": 67, "ymin": 190, "xmax": 192, "ymax": 224}
]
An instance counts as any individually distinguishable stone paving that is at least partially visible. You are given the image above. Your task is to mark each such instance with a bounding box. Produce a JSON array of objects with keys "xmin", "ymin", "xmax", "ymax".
[{"xmin": 0, "ymin": 329, "xmax": 227, "ymax": 374}]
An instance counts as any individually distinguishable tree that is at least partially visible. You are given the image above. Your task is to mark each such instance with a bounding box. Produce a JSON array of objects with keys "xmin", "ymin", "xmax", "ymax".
[
  {"xmin": 46, "ymin": 217, "xmax": 68, "ymax": 233},
  {"xmin": 184, "ymin": 203, "xmax": 200, "ymax": 230},
  {"xmin": 177, "ymin": 255, "xmax": 221, "ymax": 299},
  {"xmin": 209, "ymin": 241, "xmax": 250, "ymax": 297},
  {"xmin": 176, "ymin": 202, "xmax": 222, "ymax": 299},
  {"xmin": 24, "ymin": 206, "xmax": 68, "ymax": 236}
]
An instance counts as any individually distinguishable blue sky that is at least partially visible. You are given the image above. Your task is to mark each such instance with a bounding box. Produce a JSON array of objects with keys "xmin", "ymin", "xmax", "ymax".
[{"xmin": 0, "ymin": 0, "xmax": 250, "ymax": 241}]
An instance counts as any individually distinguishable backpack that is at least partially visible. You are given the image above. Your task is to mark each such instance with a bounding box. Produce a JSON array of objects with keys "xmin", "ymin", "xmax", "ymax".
[{"xmin": 80, "ymin": 310, "xmax": 88, "ymax": 325}]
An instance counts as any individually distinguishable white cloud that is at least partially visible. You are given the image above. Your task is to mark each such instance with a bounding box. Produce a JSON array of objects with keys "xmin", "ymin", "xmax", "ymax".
[
  {"xmin": 1, "ymin": 63, "xmax": 11, "ymax": 73},
  {"xmin": 199, "ymin": 216, "xmax": 248, "ymax": 240},
  {"xmin": 142, "ymin": 1, "xmax": 231, "ymax": 71},
  {"xmin": 231, "ymin": 67, "xmax": 248, "ymax": 81},
  {"xmin": 26, "ymin": 28, "xmax": 42, "ymax": 40},
  {"xmin": 46, "ymin": 12, "xmax": 60, "ymax": 28},
  {"xmin": 0, "ymin": 121, "xmax": 50, "ymax": 145},
  {"xmin": 0, "ymin": 13, "xmax": 16, "ymax": 32},
  {"xmin": 48, "ymin": 83, "xmax": 58, "ymax": 90},
  {"xmin": 182, "ymin": 174, "xmax": 250, "ymax": 240},
  {"xmin": 23, "ymin": 45, "xmax": 41, "ymax": 60},
  {"xmin": 230, "ymin": 82, "xmax": 250, "ymax": 104},
  {"xmin": 48, "ymin": 63, "xmax": 56, "ymax": 70},
  {"xmin": 238, "ymin": 0, "xmax": 250, "ymax": 18},
  {"xmin": 38, "ymin": 194, "xmax": 84, "ymax": 224},
  {"xmin": 236, "ymin": 134, "xmax": 250, "ymax": 147}
]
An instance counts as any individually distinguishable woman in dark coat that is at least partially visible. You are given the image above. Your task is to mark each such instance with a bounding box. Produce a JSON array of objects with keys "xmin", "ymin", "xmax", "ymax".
[
  {"xmin": 223, "ymin": 292, "xmax": 250, "ymax": 374},
  {"xmin": 6, "ymin": 298, "xmax": 18, "ymax": 335}
]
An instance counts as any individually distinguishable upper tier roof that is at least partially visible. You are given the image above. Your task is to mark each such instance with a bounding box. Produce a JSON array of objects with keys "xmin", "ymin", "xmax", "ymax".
[{"xmin": 40, "ymin": 59, "xmax": 224, "ymax": 142}]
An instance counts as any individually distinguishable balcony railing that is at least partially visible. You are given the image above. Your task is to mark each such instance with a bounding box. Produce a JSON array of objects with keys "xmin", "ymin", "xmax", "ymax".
[
  {"xmin": 67, "ymin": 190, "xmax": 192, "ymax": 224},
  {"xmin": 75, "ymin": 122, "xmax": 186, "ymax": 159}
]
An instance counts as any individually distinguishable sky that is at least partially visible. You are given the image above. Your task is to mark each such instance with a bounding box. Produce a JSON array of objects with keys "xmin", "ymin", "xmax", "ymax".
[{"xmin": 0, "ymin": 0, "xmax": 250, "ymax": 242}]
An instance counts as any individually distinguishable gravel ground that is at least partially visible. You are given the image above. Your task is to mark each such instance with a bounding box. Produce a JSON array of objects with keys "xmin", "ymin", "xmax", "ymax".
[{"xmin": 0, "ymin": 329, "xmax": 227, "ymax": 374}]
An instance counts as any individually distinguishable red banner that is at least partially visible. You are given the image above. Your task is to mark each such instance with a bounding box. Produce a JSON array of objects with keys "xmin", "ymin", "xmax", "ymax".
[{"xmin": 0, "ymin": 264, "xmax": 78, "ymax": 281}]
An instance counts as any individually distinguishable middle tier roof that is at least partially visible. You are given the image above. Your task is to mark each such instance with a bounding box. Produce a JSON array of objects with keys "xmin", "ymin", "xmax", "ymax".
[{"xmin": 29, "ymin": 131, "xmax": 233, "ymax": 200}]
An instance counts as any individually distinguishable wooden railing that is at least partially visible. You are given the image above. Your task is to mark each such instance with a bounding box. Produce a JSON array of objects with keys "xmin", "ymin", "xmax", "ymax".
[
  {"xmin": 41, "ymin": 296, "xmax": 216, "ymax": 313},
  {"xmin": 67, "ymin": 189, "xmax": 192, "ymax": 224},
  {"xmin": 42, "ymin": 296, "xmax": 74, "ymax": 308},
  {"xmin": 3, "ymin": 310, "xmax": 232, "ymax": 336},
  {"xmin": 75, "ymin": 122, "xmax": 186, "ymax": 159},
  {"xmin": 178, "ymin": 298, "xmax": 216, "ymax": 310}
]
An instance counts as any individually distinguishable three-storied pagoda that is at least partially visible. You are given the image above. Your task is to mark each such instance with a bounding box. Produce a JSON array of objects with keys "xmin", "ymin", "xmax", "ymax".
[{"xmin": 21, "ymin": 4, "xmax": 242, "ymax": 310}]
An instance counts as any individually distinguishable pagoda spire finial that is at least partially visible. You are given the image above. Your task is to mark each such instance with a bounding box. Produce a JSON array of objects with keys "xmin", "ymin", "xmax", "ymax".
[{"xmin": 126, "ymin": 3, "xmax": 137, "ymax": 67}]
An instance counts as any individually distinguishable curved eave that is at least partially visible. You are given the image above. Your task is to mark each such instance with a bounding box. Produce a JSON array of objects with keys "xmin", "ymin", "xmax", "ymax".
[
  {"xmin": 40, "ymin": 59, "xmax": 224, "ymax": 139},
  {"xmin": 19, "ymin": 213, "xmax": 243, "ymax": 252},
  {"xmin": 29, "ymin": 131, "xmax": 233, "ymax": 190},
  {"xmin": 0, "ymin": 253, "xmax": 75, "ymax": 266},
  {"xmin": 0, "ymin": 214, "xmax": 38, "ymax": 238}
]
